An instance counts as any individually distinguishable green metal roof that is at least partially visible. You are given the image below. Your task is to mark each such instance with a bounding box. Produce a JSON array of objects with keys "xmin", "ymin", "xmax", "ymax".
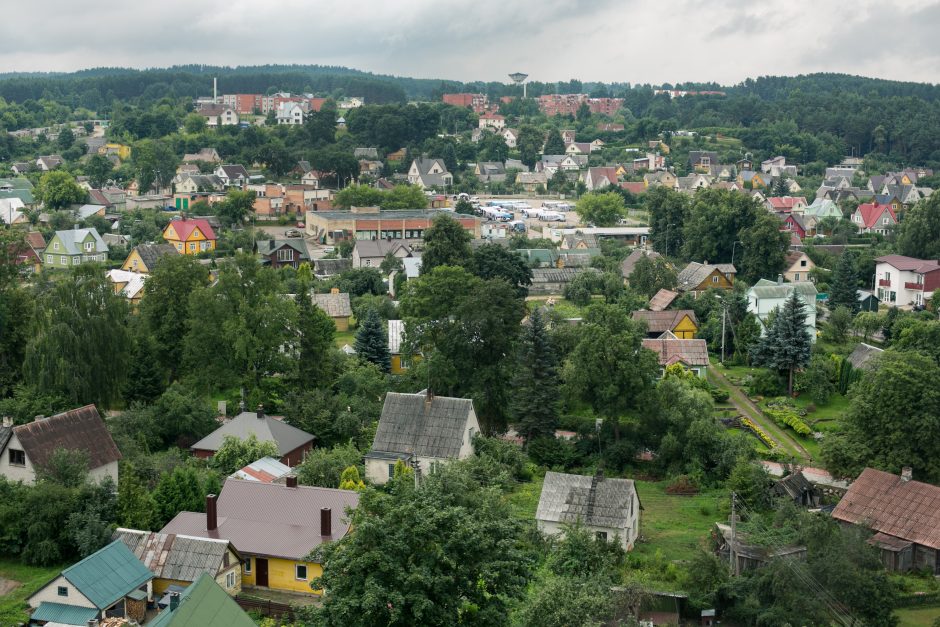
[
  {"xmin": 30, "ymin": 601, "xmax": 98, "ymax": 625},
  {"xmin": 0, "ymin": 188, "xmax": 35, "ymax": 204},
  {"xmin": 149, "ymin": 573, "xmax": 255, "ymax": 627},
  {"xmin": 0, "ymin": 176, "xmax": 34, "ymax": 189},
  {"xmin": 62, "ymin": 540, "xmax": 153, "ymax": 609}
]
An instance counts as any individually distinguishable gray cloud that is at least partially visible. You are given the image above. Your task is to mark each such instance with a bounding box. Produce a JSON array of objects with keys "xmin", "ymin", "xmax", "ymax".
[{"xmin": 0, "ymin": 0, "xmax": 937, "ymax": 85}]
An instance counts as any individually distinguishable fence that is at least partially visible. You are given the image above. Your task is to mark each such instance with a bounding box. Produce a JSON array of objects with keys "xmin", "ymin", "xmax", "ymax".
[{"xmin": 235, "ymin": 595, "xmax": 296, "ymax": 619}]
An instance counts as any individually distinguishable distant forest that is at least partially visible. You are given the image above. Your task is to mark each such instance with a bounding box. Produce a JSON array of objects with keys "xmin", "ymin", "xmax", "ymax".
[{"xmin": 2, "ymin": 64, "xmax": 940, "ymax": 162}]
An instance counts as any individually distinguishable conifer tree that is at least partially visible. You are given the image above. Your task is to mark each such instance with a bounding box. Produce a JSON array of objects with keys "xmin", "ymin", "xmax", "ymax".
[
  {"xmin": 296, "ymin": 284, "xmax": 337, "ymax": 385},
  {"xmin": 828, "ymin": 251, "xmax": 859, "ymax": 313},
  {"xmin": 543, "ymin": 129, "xmax": 567, "ymax": 155},
  {"xmin": 354, "ymin": 308, "xmax": 391, "ymax": 373},
  {"xmin": 751, "ymin": 291, "xmax": 813, "ymax": 395},
  {"xmin": 122, "ymin": 335, "xmax": 166, "ymax": 405},
  {"xmin": 511, "ymin": 308, "xmax": 560, "ymax": 443}
]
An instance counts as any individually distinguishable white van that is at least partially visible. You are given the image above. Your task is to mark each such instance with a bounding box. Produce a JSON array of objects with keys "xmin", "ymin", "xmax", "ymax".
[{"xmin": 539, "ymin": 211, "xmax": 565, "ymax": 222}]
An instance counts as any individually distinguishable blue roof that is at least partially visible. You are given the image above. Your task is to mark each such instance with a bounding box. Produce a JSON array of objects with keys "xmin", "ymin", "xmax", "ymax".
[
  {"xmin": 30, "ymin": 602, "xmax": 98, "ymax": 625},
  {"xmin": 62, "ymin": 540, "xmax": 153, "ymax": 609}
]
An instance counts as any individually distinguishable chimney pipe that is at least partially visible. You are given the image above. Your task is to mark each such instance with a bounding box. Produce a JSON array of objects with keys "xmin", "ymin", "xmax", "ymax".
[
  {"xmin": 286, "ymin": 475, "xmax": 298, "ymax": 488},
  {"xmin": 256, "ymin": 404, "xmax": 264, "ymax": 420},
  {"xmin": 170, "ymin": 591, "xmax": 180, "ymax": 611},
  {"xmin": 901, "ymin": 467, "xmax": 912, "ymax": 482},
  {"xmin": 777, "ymin": 274, "xmax": 783, "ymax": 285},
  {"xmin": 320, "ymin": 507, "xmax": 332, "ymax": 537},
  {"xmin": 1, "ymin": 416, "xmax": 11, "ymax": 428},
  {"xmin": 206, "ymin": 494, "xmax": 218, "ymax": 531}
]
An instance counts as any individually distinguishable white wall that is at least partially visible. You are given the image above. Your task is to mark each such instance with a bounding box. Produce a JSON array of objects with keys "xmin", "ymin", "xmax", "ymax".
[
  {"xmin": 0, "ymin": 432, "xmax": 36, "ymax": 483},
  {"xmin": 29, "ymin": 574, "xmax": 96, "ymax": 610},
  {"xmin": 536, "ymin": 489, "xmax": 640, "ymax": 551}
]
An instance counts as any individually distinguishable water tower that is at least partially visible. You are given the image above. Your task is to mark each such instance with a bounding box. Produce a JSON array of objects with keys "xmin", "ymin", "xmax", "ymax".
[{"xmin": 508, "ymin": 72, "xmax": 528, "ymax": 98}]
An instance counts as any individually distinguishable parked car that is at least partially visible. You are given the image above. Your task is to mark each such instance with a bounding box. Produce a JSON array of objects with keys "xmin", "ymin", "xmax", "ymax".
[{"xmin": 285, "ymin": 229, "xmax": 302, "ymax": 238}]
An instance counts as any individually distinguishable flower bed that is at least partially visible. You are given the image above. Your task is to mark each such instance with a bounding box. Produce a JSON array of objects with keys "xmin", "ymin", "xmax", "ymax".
[{"xmin": 741, "ymin": 417, "xmax": 776, "ymax": 449}]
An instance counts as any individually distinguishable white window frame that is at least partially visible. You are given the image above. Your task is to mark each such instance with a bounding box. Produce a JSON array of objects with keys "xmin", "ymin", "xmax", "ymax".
[
  {"xmin": 277, "ymin": 248, "xmax": 293, "ymax": 262},
  {"xmin": 53, "ymin": 242, "xmax": 59, "ymax": 250},
  {"xmin": 60, "ymin": 256, "xmax": 67, "ymax": 265},
  {"xmin": 46, "ymin": 254, "xmax": 52, "ymax": 263},
  {"xmin": 243, "ymin": 558, "xmax": 252, "ymax": 574},
  {"xmin": 295, "ymin": 564, "xmax": 308, "ymax": 581},
  {"xmin": 226, "ymin": 571, "xmax": 236, "ymax": 588}
]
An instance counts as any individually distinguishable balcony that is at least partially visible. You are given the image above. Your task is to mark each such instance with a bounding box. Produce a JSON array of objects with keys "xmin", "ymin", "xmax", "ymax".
[
  {"xmin": 879, "ymin": 279, "xmax": 892, "ymax": 287},
  {"xmin": 905, "ymin": 282, "xmax": 924, "ymax": 291}
]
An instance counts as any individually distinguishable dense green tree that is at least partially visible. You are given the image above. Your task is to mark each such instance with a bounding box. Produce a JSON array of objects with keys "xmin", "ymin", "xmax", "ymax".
[
  {"xmin": 824, "ymin": 306, "xmax": 853, "ymax": 344},
  {"xmin": 420, "ymin": 213, "xmax": 472, "ymax": 273},
  {"xmin": 131, "ymin": 138, "xmax": 179, "ymax": 192},
  {"xmin": 84, "ymin": 153, "xmax": 114, "ymax": 188},
  {"xmin": 24, "ymin": 267, "xmax": 130, "ymax": 407},
  {"xmin": 183, "ymin": 112, "xmax": 207, "ymax": 134},
  {"xmin": 35, "ymin": 170, "xmax": 87, "ymax": 209},
  {"xmin": 380, "ymin": 184, "xmax": 428, "ymax": 210},
  {"xmin": 646, "ymin": 186, "xmax": 690, "ymax": 257},
  {"xmin": 117, "ymin": 464, "xmax": 157, "ymax": 531},
  {"xmin": 629, "ymin": 255, "xmax": 676, "ymax": 299},
  {"xmin": 56, "ymin": 126, "xmax": 75, "ymax": 151},
  {"xmin": 213, "ymin": 188, "xmax": 256, "ymax": 228},
  {"xmin": 478, "ymin": 131, "xmax": 509, "ymax": 163},
  {"xmin": 295, "ymin": 442, "xmax": 363, "ymax": 488},
  {"xmin": 152, "ymin": 465, "xmax": 213, "ymax": 528},
  {"xmin": 333, "ymin": 267, "xmax": 385, "ymax": 296},
  {"xmin": 575, "ymin": 191, "xmax": 625, "ymax": 227},
  {"xmin": 750, "ymin": 291, "xmax": 813, "ymax": 394},
  {"xmin": 516, "ymin": 125, "xmax": 545, "ymax": 168},
  {"xmin": 469, "ymin": 243, "xmax": 532, "ymax": 296},
  {"xmin": 34, "ymin": 448, "xmax": 89, "ymax": 488},
  {"xmin": 308, "ymin": 462, "xmax": 536, "ymax": 626},
  {"xmin": 682, "ymin": 189, "xmax": 762, "ymax": 264},
  {"xmin": 897, "ymin": 193, "xmax": 940, "ymax": 259},
  {"xmin": 510, "ymin": 309, "xmax": 560, "ymax": 443},
  {"xmin": 894, "ymin": 319, "xmax": 940, "ymax": 365},
  {"xmin": 211, "ymin": 434, "xmax": 280, "ymax": 475},
  {"xmin": 737, "ymin": 212, "xmax": 788, "ymax": 283},
  {"xmin": 354, "ymin": 308, "xmax": 391, "ymax": 373},
  {"xmin": 542, "ymin": 129, "xmax": 567, "ymax": 155},
  {"xmin": 454, "ymin": 197, "xmax": 474, "ymax": 214},
  {"xmin": 122, "ymin": 334, "xmax": 166, "ymax": 405},
  {"xmin": 333, "ymin": 184, "xmax": 385, "ymax": 209},
  {"xmin": 829, "ymin": 250, "xmax": 860, "ymax": 313},
  {"xmin": 296, "ymin": 286, "xmax": 339, "ymax": 384}
]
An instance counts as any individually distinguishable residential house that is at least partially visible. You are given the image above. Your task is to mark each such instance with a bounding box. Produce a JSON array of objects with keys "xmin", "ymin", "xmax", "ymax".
[
  {"xmin": 714, "ymin": 522, "xmax": 806, "ymax": 574},
  {"xmin": 530, "ymin": 267, "xmax": 601, "ymax": 295},
  {"xmin": 311, "ymin": 289, "xmax": 354, "ymax": 332},
  {"xmin": 161, "ymin": 479, "xmax": 359, "ymax": 594},
  {"xmin": 407, "ymin": 158, "xmax": 453, "ymax": 189},
  {"xmin": 737, "ymin": 170, "xmax": 767, "ymax": 189},
  {"xmin": 275, "ymin": 102, "xmax": 305, "ymax": 125},
  {"xmin": 676, "ymin": 173, "xmax": 710, "ymax": 193},
  {"xmin": 647, "ymin": 288, "xmax": 678, "ymax": 311},
  {"xmin": 182, "ymin": 148, "xmax": 221, "ymax": 164},
  {"xmin": 761, "ymin": 156, "xmax": 798, "ymax": 178},
  {"xmin": 16, "ymin": 231, "xmax": 46, "ymax": 271},
  {"xmin": 516, "ymin": 248, "xmax": 559, "ymax": 268},
  {"xmin": 10, "ymin": 161, "xmax": 32, "ymax": 175},
  {"xmin": 874, "ymin": 254, "xmax": 940, "ymax": 307},
  {"xmin": 26, "ymin": 540, "xmax": 153, "ymax": 626},
  {"xmin": 352, "ymin": 238, "xmax": 414, "ymax": 269},
  {"xmin": 770, "ymin": 471, "xmax": 820, "ymax": 507},
  {"xmin": 832, "ymin": 467, "xmax": 940, "ymax": 573},
  {"xmin": 36, "ymin": 154, "xmax": 64, "ymax": 171},
  {"xmin": 709, "ymin": 163, "xmax": 738, "ymax": 180},
  {"xmin": 354, "ymin": 147, "xmax": 379, "ymax": 159},
  {"xmin": 255, "ymin": 239, "xmax": 309, "ymax": 270},
  {"xmin": 191, "ymin": 406, "xmax": 314, "ymax": 467},
  {"xmin": 846, "ymin": 342, "xmax": 883, "ymax": 370},
  {"xmin": 215, "ymin": 164, "xmax": 250, "ymax": 187},
  {"xmin": 642, "ymin": 333, "xmax": 710, "ymax": 377},
  {"xmin": 107, "ymin": 269, "xmax": 146, "ymax": 306},
  {"xmin": 176, "ymin": 174, "xmax": 223, "ymax": 195},
  {"xmin": 780, "ymin": 213, "xmax": 807, "ymax": 239},
  {"xmin": 474, "ymin": 161, "xmax": 507, "ymax": 183},
  {"xmin": 590, "ymin": 138, "xmax": 605, "ymax": 151},
  {"xmin": 536, "ymin": 471, "xmax": 641, "ymax": 551},
  {"xmin": 365, "ymin": 391, "xmax": 480, "ymax": 485},
  {"xmin": 163, "ymin": 218, "xmax": 217, "ymax": 255},
  {"xmin": 313, "ymin": 257, "xmax": 351, "ymax": 279},
  {"xmin": 632, "ymin": 310, "xmax": 698, "ymax": 339},
  {"xmin": 122, "ymin": 243, "xmax": 179, "ymax": 274},
  {"xmin": 643, "ymin": 170, "xmax": 677, "ymax": 189},
  {"xmin": 0, "ymin": 197, "xmax": 26, "ymax": 225},
  {"xmin": 783, "ymin": 251, "xmax": 815, "ymax": 283},
  {"xmin": 517, "ymin": 171, "xmax": 548, "ymax": 192},
  {"xmin": 306, "ymin": 208, "xmax": 480, "ymax": 244},
  {"xmin": 561, "ymin": 129, "xmax": 577, "ymax": 144},
  {"xmin": 478, "ymin": 113, "xmax": 505, "ymax": 130},
  {"xmin": 301, "ymin": 170, "xmax": 320, "ymax": 187},
  {"xmin": 199, "ymin": 105, "xmax": 240, "ymax": 127},
  {"xmin": 561, "ymin": 233, "xmax": 599, "ymax": 250},
  {"xmin": 852, "ymin": 202, "xmax": 897, "ymax": 235},
  {"xmin": 43, "ymin": 227, "xmax": 108, "ymax": 269},
  {"xmin": 620, "ymin": 181, "xmax": 647, "ymax": 196},
  {"xmin": 747, "ymin": 277, "xmax": 818, "ymax": 342},
  {"xmin": 0, "ymin": 404, "xmax": 120, "ymax": 485},
  {"xmin": 801, "ymin": 198, "xmax": 843, "ymax": 231},
  {"xmin": 102, "ymin": 233, "xmax": 130, "ymax": 249},
  {"xmin": 501, "ymin": 127, "xmax": 519, "ymax": 148},
  {"xmin": 583, "ymin": 166, "xmax": 619, "ymax": 191},
  {"xmin": 676, "ymin": 262, "xmax": 736, "ymax": 295},
  {"xmin": 599, "ymin": 122, "xmax": 625, "ymax": 132},
  {"xmin": 114, "ymin": 528, "xmax": 243, "ymax": 597},
  {"xmin": 882, "ymin": 183, "xmax": 927, "ymax": 206},
  {"xmin": 231, "ymin": 456, "xmax": 294, "ymax": 484},
  {"xmin": 147, "ymin": 573, "xmax": 256, "ymax": 627},
  {"xmin": 687, "ymin": 151, "xmax": 718, "ymax": 173},
  {"xmin": 565, "ymin": 142, "xmax": 592, "ymax": 156},
  {"xmin": 388, "ymin": 319, "xmax": 412, "ymax": 374},
  {"xmin": 765, "ymin": 196, "xmax": 807, "ymax": 213}
]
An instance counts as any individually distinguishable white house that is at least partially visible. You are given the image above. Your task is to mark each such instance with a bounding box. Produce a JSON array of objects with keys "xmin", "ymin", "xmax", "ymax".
[
  {"xmin": 536, "ymin": 471, "xmax": 641, "ymax": 551},
  {"xmin": 874, "ymin": 255, "xmax": 940, "ymax": 308},
  {"xmin": 407, "ymin": 158, "xmax": 453, "ymax": 189},
  {"xmin": 478, "ymin": 113, "xmax": 505, "ymax": 130},
  {"xmin": 276, "ymin": 102, "xmax": 305, "ymax": 125},
  {"xmin": 0, "ymin": 405, "xmax": 121, "ymax": 485},
  {"xmin": 502, "ymin": 127, "xmax": 519, "ymax": 148},
  {"xmin": 747, "ymin": 277, "xmax": 818, "ymax": 342},
  {"xmin": 364, "ymin": 391, "xmax": 479, "ymax": 485}
]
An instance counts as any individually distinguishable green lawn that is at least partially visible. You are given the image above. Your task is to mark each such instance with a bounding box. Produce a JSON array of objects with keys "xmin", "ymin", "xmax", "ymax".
[
  {"xmin": 895, "ymin": 606, "xmax": 940, "ymax": 626},
  {"xmin": 0, "ymin": 559, "xmax": 63, "ymax": 625},
  {"xmin": 504, "ymin": 474, "xmax": 544, "ymax": 520},
  {"xmin": 633, "ymin": 480, "xmax": 727, "ymax": 563},
  {"xmin": 526, "ymin": 297, "xmax": 590, "ymax": 319},
  {"xmin": 334, "ymin": 329, "xmax": 355, "ymax": 349}
]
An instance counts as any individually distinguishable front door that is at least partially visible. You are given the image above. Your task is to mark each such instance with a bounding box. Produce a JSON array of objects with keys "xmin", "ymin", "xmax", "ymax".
[{"xmin": 256, "ymin": 558, "xmax": 269, "ymax": 587}]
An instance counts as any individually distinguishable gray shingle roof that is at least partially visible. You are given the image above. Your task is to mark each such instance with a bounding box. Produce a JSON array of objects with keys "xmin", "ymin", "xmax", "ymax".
[
  {"xmin": 314, "ymin": 258, "xmax": 352, "ymax": 277},
  {"xmin": 134, "ymin": 243, "xmax": 178, "ymax": 271},
  {"xmin": 354, "ymin": 239, "xmax": 412, "ymax": 259},
  {"xmin": 311, "ymin": 291, "xmax": 352, "ymax": 317},
  {"xmin": 536, "ymin": 471, "xmax": 637, "ymax": 529},
  {"xmin": 113, "ymin": 528, "xmax": 237, "ymax": 582},
  {"xmin": 369, "ymin": 392, "xmax": 474, "ymax": 459},
  {"xmin": 621, "ymin": 249, "xmax": 662, "ymax": 279},
  {"xmin": 676, "ymin": 261, "xmax": 735, "ymax": 290},
  {"xmin": 53, "ymin": 227, "xmax": 108, "ymax": 255},
  {"xmin": 190, "ymin": 411, "xmax": 314, "ymax": 456},
  {"xmin": 748, "ymin": 278, "xmax": 818, "ymax": 301}
]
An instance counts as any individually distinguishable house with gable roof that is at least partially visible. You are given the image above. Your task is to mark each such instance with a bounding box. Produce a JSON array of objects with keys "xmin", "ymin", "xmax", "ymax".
[
  {"xmin": 852, "ymin": 202, "xmax": 897, "ymax": 235},
  {"xmin": 311, "ymin": 289, "xmax": 353, "ymax": 331},
  {"xmin": 148, "ymin": 572, "xmax": 256, "ymax": 627},
  {"xmin": 747, "ymin": 277, "xmax": 817, "ymax": 342},
  {"xmin": 191, "ymin": 405, "xmax": 314, "ymax": 467},
  {"xmin": 676, "ymin": 261, "xmax": 736, "ymax": 296},
  {"xmin": 407, "ymin": 158, "xmax": 453, "ymax": 189},
  {"xmin": 642, "ymin": 333, "xmax": 710, "ymax": 377},
  {"xmin": 231, "ymin": 456, "xmax": 293, "ymax": 484},
  {"xmin": 875, "ymin": 254, "xmax": 940, "ymax": 307},
  {"xmin": 783, "ymin": 250, "xmax": 815, "ymax": 283},
  {"xmin": 27, "ymin": 540, "xmax": 153, "ymax": 625},
  {"xmin": 214, "ymin": 164, "xmax": 249, "ymax": 187},
  {"xmin": 536, "ymin": 470, "xmax": 642, "ymax": 550},
  {"xmin": 632, "ymin": 309, "xmax": 698, "ymax": 339},
  {"xmin": 163, "ymin": 218, "xmax": 217, "ymax": 255},
  {"xmin": 255, "ymin": 238, "xmax": 310, "ymax": 270},
  {"xmin": 0, "ymin": 404, "xmax": 121, "ymax": 485},
  {"xmin": 364, "ymin": 391, "xmax": 480, "ymax": 485},
  {"xmin": 583, "ymin": 166, "xmax": 619, "ymax": 191},
  {"xmin": 43, "ymin": 227, "xmax": 108, "ymax": 269},
  {"xmin": 122, "ymin": 243, "xmax": 179, "ymax": 274}
]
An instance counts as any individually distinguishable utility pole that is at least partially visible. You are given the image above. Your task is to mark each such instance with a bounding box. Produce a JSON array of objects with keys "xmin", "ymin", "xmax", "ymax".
[
  {"xmin": 730, "ymin": 492, "xmax": 737, "ymax": 576},
  {"xmin": 720, "ymin": 301, "xmax": 727, "ymax": 365}
]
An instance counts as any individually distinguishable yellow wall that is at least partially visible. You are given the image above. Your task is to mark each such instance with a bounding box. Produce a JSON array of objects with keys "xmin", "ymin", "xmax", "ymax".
[
  {"xmin": 333, "ymin": 316, "xmax": 350, "ymax": 332},
  {"xmin": 121, "ymin": 249, "xmax": 150, "ymax": 273},
  {"xmin": 391, "ymin": 354, "xmax": 420, "ymax": 375},
  {"xmin": 242, "ymin": 556, "xmax": 323, "ymax": 595},
  {"xmin": 673, "ymin": 314, "xmax": 698, "ymax": 339},
  {"xmin": 693, "ymin": 270, "xmax": 734, "ymax": 293},
  {"xmin": 163, "ymin": 224, "xmax": 217, "ymax": 255}
]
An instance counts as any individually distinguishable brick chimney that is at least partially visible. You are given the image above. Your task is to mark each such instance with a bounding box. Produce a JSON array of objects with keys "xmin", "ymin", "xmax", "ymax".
[
  {"xmin": 286, "ymin": 475, "xmax": 298, "ymax": 488},
  {"xmin": 320, "ymin": 507, "xmax": 332, "ymax": 537},
  {"xmin": 330, "ymin": 287, "xmax": 339, "ymax": 294},
  {"xmin": 901, "ymin": 467, "xmax": 912, "ymax": 482},
  {"xmin": 206, "ymin": 494, "xmax": 218, "ymax": 531}
]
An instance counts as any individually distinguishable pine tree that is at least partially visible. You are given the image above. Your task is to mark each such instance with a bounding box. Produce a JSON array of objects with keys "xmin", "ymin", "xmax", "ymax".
[
  {"xmin": 354, "ymin": 308, "xmax": 391, "ymax": 373},
  {"xmin": 296, "ymin": 284, "xmax": 337, "ymax": 385},
  {"xmin": 751, "ymin": 291, "xmax": 813, "ymax": 395},
  {"xmin": 543, "ymin": 129, "xmax": 567, "ymax": 155},
  {"xmin": 829, "ymin": 251, "xmax": 859, "ymax": 313},
  {"xmin": 117, "ymin": 464, "xmax": 157, "ymax": 530},
  {"xmin": 510, "ymin": 308, "xmax": 560, "ymax": 443},
  {"xmin": 122, "ymin": 335, "xmax": 166, "ymax": 405}
]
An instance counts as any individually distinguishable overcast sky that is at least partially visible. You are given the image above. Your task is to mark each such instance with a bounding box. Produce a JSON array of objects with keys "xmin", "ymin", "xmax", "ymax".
[{"xmin": 2, "ymin": 0, "xmax": 938, "ymax": 86}]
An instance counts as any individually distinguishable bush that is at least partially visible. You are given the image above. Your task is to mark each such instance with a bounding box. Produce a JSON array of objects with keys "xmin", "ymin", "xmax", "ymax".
[
  {"xmin": 745, "ymin": 370, "xmax": 785, "ymax": 397},
  {"xmin": 528, "ymin": 436, "xmax": 581, "ymax": 469}
]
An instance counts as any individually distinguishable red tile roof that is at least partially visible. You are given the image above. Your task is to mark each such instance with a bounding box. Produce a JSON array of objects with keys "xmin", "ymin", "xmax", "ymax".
[
  {"xmin": 831, "ymin": 468, "xmax": 940, "ymax": 550},
  {"xmin": 620, "ymin": 182, "xmax": 646, "ymax": 194},
  {"xmin": 767, "ymin": 196, "xmax": 807, "ymax": 210},
  {"xmin": 855, "ymin": 203, "xmax": 896, "ymax": 229},
  {"xmin": 167, "ymin": 218, "xmax": 216, "ymax": 241}
]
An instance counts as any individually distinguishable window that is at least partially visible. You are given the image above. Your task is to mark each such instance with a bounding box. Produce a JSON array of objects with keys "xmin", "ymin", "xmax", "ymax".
[
  {"xmin": 226, "ymin": 571, "xmax": 236, "ymax": 588},
  {"xmin": 800, "ymin": 259, "xmax": 807, "ymax": 267},
  {"xmin": 883, "ymin": 217, "xmax": 889, "ymax": 225},
  {"xmin": 46, "ymin": 254, "xmax": 52, "ymax": 264},
  {"xmin": 73, "ymin": 257, "xmax": 80, "ymax": 265},
  {"xmin": 60, "ymin": 256, "xmax": 67, "ymax": 265},
  {"xmin": 711, "ymin": 276, "xmax": 719, "ymax": 283},
  {"xmin": 295, "ymin": 564, "xmax": 308, "ymax": 580},
  {"xmin": 794, "ymin": 273, "xmax": 800, "ymax": 281},
  {"xmin": 189, "ymin": 243, "xmax": 196, "ymax": 251},
  {"xmin": 243, "ymin": 558, "xmax": 252, "ymax": 574},
  {"xmin": 388, "ymin": 463, "xmax": 395, "ymax": 479},
  {"xmin": 84, "ymin": 242, "xmax": 93, "ymax": 251},
  {"xmin": 57, "ymin": 586, "xmax": 68, "ymax": 597},
  {"xmin": 596, "ymin": 531, "xmax": 608, "ymax": 541},
  {"xmin": 53, "ymin": 242, "xmax": 59, "ymax": 251},
  {"xmin": 365, "ymin": 259, "xmax": 372, "ymax": 266},
  {"xmin": 9, "ymin": 449, "xmax": 25, "ymax": 466},
  {"xmin": 277, "ymin": 249, "xmax": 293, "ymax": 262}
]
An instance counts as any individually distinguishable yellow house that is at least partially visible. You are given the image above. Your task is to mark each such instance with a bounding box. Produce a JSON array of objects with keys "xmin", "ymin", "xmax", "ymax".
[
  {"xmin": 113, "ymin": 528, "xmax": 243, "ymax": 597},
  {"xmin": 632, "ymin": 309, "xmax": 699, "ymax": 339},
  {"xmin": 160, "ymin": 479, "xmax": 359, "ymax": 596},
  {"xmin": 122, "ymin": 243, "xmax": 179, "ymax": 274},
  {"xmin": 388, "ymin": 319, "xmax": 422, "ymax": 374},
  {"xmin": 98, "ymin": 142, "xmax": 132, "ymax": 161},
  {"xmin": 737, "ymin": 171, "xmax": 766, "ymax": 189},
  {"xmin": 162, "ymin": 218, "xmax": 217, "ymax": 255}
]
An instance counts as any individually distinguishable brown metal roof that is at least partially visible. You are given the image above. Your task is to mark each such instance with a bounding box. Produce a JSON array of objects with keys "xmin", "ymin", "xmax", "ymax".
[
  {"xmin": 641, "ymin": 337, "xmax": 709, "ymax": 367},
  {"xmin": 160, "ymin": 479, "xmax": 359, "ymax": 561},
  {"xmin": 10, "ymin": 404, "xmax": 121, "ymax": 470},
  {"xmin": 647, "ymin": 289, "xmax": 678, "ymax": 312},
  {"xmin": 113, "ymin": 528, "xmax": 238, "ymax": 582},
  {"xmin": 831, "ymin": 467, "xmax": 940, "ymax": 550}
]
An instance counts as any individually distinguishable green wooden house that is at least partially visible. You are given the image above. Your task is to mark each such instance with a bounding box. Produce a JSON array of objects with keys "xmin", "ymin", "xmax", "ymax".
[
  {"xmin": 43, "ymin": 227, "xmax": 109, "ymax": 269},
  {"xmin": 149, "ymin": 572, "xmax": 255, "ymax": 627}
]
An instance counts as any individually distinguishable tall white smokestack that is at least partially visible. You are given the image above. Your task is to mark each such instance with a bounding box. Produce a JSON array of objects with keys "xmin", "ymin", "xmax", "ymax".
[{"xmin": 213, "ymin": 77, "xmax": 217, "ymax": 102}]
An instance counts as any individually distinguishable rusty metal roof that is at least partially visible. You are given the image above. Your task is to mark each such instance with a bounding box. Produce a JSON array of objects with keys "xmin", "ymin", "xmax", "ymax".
[
  {"xmin": 113, "ymin": 528, "xmax": 238, "ymax": 583},
  {"xmin": 831, "ymin": 467, "xmax": 940, "ymax": 550},
  {"xmin": 10, "ymin": 404, "xmax": 121, "ymax": 470},
  {"xmin": 632, "ymin": 310, "xmax": 697, "ymax": 334}
]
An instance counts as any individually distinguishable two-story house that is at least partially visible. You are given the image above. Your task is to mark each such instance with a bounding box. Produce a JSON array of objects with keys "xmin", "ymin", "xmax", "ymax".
[
  {"xmin": 874, "ymin": 255, "xmax": 940, "ymax": 308},
  {"xmin": 215, "ymin": 164, "xmax": 250, "ymax": 187},
  {"xmin": 783, "ymin": 251, "xmax": 815, "ymax": 283},
  {"xmin": 255, "ymin": 239, "xmax": 310, "ymax": 270},
  {"xmin": 676, "ymin": 262, "xmax": 736, "ymax": 296},
  {"xmin": 852, "ymin": 202, "xmax": 897, "ymax": 235},
  {"xmin": 43, "ymin": 227, "xmax": 108, "ymax": 269},
  {"xmin": 747, "ymin": 277, "xmax": 818, "ymax": 342},
  {"xmin": 163, "ymin": 218, "xmax": 217, "ymax": 255},
  {"xmin": 407, "ymin": 158, "xmax": 453, "ymax": 189}
]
